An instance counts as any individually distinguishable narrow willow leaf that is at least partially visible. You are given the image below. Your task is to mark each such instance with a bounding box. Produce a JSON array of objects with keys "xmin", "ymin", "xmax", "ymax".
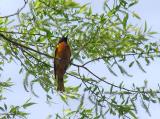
[
  {"xmin": 60, "ymin": 94, "xmax": 68, "ymax": 105},
  {"xmin": 120, "ymin": 0, "xmax": 127, "ymax": 7},
  {"xmin": 148, "ymin": 31, "xmax": 158, "ymax": 35},
  {"xmin": 141, "ymin": 100, "xmax": 151, "ymax": 116},
  {"xmin": 129, "ymin": 61, "xmax": 134, "ymax": 68},
  {"xmin": 144, "ymin": 21, "xmax": 147, "ymax": 32},
  {"xmin": 68, "ymin": 94, "xmax": 79, "ymax": 100},
  {"xmin": 19, "ymin": 68, "xmax": 23, "ymax": 74},
  {"xmin": 110, "ymin": 85, "xmax": 113, "ymax": 94},
  {"xmin": 16, "ymin": 111, "xmax": 28, "ymax": 117},
  {"xmin": 65, "ymin": 0, "xmax": 80, "ymax": 8},
  {"xmin": 132, "ymin": 12, "xmax": 141, "ymax": 19},
  {"xmin": 129, "ymin": 111, "xmax": 137, "ymax": 119},
  {"xmin": 151, "ymin": 99, "xmax": 156, "ymax": 103},
  {"xmin": 77, "ymin": 94, "xmax": 85, "ymax": 111},
  {"xmin": 23, "ymin": 102, "xmax": 36, "ymax": 109},
  {"xmin": 145, "ymin": 57, "xmax": 150, "ymax": 65},
  {"xmin": 23, "ymin": 72, "xmax": 30, "ymax": 92},
  {"xmin": 65, "ymin": 109, "xmax": 71, "ymax": 114},
  {"xmin": 88, "ymin": 6, "xmax": 92, "ymax": 16},
  {"xmin": 131, "ymin": 99, "xmax": 137, "ymax": 113},
  {"xmin": 107, "ymin": 65, "xmax": 117, "ymax": 76},
  {"xmin": 135, "ymin": 60, "xmax": 146, "ymax": 73},
  {"xmin": 79, "ymin": 3, "xmax": 89, "ymax": 13},
  {"xmin": 123, "ymin": 13, "xmax": 128, "ymax": 29},
  {"xmin": 142, "ymin": 94, "xmax": 149, "ymax": 101},
  {"xmin": 0, "ymin": 106, "xmax": 4, "ymax": 111},
  {"xmin": 30, "ymin": 81, "xmax": 39, "ymax": 97},
  {"xmin": 128, "ymin": 0, "xmax": 138, "ymax": 7},
  {"xmin": 4, "ymin": 103, "xmax": 7, "ymax": 110},
  {"xmin": 118, "ymin": 64, "xmax": 132, "ymax": 77}
]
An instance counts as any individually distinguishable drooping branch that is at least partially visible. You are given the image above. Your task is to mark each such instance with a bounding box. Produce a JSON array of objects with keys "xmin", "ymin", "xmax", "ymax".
[
  {"xmin": 73, "ymin": 63, "xmax": 160, "ymax": 94},
  {"xmin": 0, "ymin": 33, "xmax": 53, "ymax": 58},
  {"xmin": 1, "ymin": 33, "xmax": 160, "ymax": 95}
]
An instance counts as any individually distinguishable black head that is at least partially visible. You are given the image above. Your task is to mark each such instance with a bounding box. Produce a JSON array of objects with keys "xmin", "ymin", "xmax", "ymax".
[{"xmin": 58, "ymin": 36, "xmax": 68, "ymax": 43}]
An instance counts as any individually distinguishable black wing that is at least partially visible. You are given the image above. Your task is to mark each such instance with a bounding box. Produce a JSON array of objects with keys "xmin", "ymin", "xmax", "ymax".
[{"xmin": 54, "ymin": 47, "xmax": 58, "ymax": 79}]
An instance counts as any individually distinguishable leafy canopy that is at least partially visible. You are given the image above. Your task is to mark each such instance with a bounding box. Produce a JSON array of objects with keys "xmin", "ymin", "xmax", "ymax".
[{"xmin": 0, "ymin": 0, "xmax": 160, "ymax": 118}]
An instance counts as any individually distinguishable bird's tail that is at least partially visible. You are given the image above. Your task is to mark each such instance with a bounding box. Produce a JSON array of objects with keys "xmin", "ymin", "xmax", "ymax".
[{"xmin": 57, "ymin": 77, "xmax": 65, "ymax": 92}]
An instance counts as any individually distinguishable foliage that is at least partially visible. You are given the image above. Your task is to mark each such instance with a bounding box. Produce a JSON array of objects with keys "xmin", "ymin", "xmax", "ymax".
[
  {"xmin": 0, "ymin": 79, "xmax": 35, "ymax": 119},
  {"xmin": 0, "ymin": 0, "xmax": 160, "ymax": 118}
]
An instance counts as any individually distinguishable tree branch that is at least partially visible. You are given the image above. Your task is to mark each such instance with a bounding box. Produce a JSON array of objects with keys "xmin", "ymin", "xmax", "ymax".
[
  {"xmin": 0, "ymin": 33, "xmax": 53, "ymax": 58},
  {"xmin": 0, "ymin": 30, "xmax": 53, "ymax": 37},
  {"xmin": 82, "ymin": 52, "xmax": 160, "ymax": 66},
  {"xmin": 1, "ymin": 33, "xmax": 160, "ymax": 95}
]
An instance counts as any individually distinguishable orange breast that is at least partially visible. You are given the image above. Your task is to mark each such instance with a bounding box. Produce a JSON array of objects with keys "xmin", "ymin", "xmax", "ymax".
[{"xmin": 56, "ymin": 42, "xmax": 71, "ymax": 59}]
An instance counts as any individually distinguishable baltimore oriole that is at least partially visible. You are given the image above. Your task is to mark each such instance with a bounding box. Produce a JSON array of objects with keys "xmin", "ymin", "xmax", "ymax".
[{"xmin": 54, "ymin": 36, "xmax": 71, "ymax": 92}]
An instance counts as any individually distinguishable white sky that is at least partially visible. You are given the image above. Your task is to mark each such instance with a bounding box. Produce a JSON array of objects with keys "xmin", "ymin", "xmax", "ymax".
[{"xmin": 0, "ymin": 0, "xmax": 160, "ymax": 119}]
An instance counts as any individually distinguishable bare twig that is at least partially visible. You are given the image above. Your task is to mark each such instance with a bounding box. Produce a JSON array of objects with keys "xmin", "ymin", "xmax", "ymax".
[{"xmin": 0, "ymin": 0, "xmax": 28, "ymax": 18}]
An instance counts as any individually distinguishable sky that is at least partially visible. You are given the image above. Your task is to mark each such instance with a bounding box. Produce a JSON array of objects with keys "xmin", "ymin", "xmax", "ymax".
[{"xmin": 0, "ymin": 0, "xmax": 160, "ymax": 119}]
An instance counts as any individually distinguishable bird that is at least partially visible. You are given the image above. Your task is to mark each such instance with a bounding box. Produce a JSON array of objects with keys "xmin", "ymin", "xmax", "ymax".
[{"xmin": 54, "ymin": 36, "xmax": 71, "ymax": 92}]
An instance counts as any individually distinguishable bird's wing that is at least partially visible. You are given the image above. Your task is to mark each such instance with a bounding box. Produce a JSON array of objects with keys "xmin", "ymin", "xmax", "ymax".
[
  {"xmin": 54, "ymin": 46, "xmax": 58, "ymax": 79},
  {"xmin": 64, "ymin": 45, "xmax": 71, "ymax": 72}
]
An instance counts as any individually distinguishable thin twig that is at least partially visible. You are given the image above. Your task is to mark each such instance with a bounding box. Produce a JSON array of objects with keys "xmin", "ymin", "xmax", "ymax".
[
  {"xmin": 0, "ymin": 0, "xmax": 28, "ymax": 18},
  {"xmin": 0, "ymin": 30, "xmax": 53, "ymax": 37},
  {"xmin": 82, "ymin": 52, "xmax": 160, "ymax": 66}
]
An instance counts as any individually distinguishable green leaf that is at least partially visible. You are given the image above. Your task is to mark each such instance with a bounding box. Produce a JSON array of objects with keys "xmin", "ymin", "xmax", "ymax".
[
  {"xmin": 135, "ymin": 60, "xmax": 146, "ymax": 73},
  {"xmin": 148, "ymin": 31, "xmax": 157, "ymax": 35},
  {"xmin": 141, "ymin": 100, "xmax": 151, "ymax": 116},
  {"xmin": 88, "ymin": 7, "xmax": 92, "ymax": 16},
  {"xmin": 129, "ymin": 111, "xmax": 137, "ymax": 119},
  {"xmin": 117, "ymin": 64, "xmax": 132, "ymax": 77},
  {"xmin": 10, "ymin": 106, "xmax": 18, "ymax": 114},
  {"xmin": 142, "ymin": 94, "xmax": 149, "ymax": 101},
  {"xmin": 107, "ymin": 65, "xmax": 117, "ymax": 76},
  {"xmin": 144, "ymin": 21, "xmax": 147, "ymax": 32},
  {"xmin": 34, "ymin": 1, "xmax": 41, "ymax": 8},
  {"xmin": 129, "ymin": 61, "xmax": 134, "ymax": 68},
  {"xmin": 151, "ymin": 99, "xmax": 156, "ymax": 103},
  {"xmin": 0, "ymin": 106, "xmax": 4, "ymax": 111},
  {"xmin": 132, "ymin": 12, "xmax": 141, "ymax": 19},
  {"xmin": 65, "ymin": 0, "xmax": 80, "ymax": 8},
  {"xmin": 120, "ymin": 0, "xmax": 127, "ymax": 7},
  {"xmin": 129, "ymin": 1, "xmax": 138, "ymax": 8},
  {"xmin": 19, "ymin": 68, "xmax": 23, "ymax": 74},
  {"xmin": 60, "ymin": 94, "xmax": 68, "ymax": 105},
  {"xmin": 23, "ymin": 102, "xmax": 36, "ymax": 109},
  {"xmin": 23, "ymin": 72, "xmax": 29, "ymax": 92},
  {"xmin": 145, "ymin": 57, "xmax": 150, "ymax": 65},
  {"xmin": 17, "ymin": 111, "xmax": 29, "ymax": 117},
  {"xmin": 4, "ymin": 103, "xmax": 7, "ymax": 110},
  {"xmin": 30, "ymin": 81, "xmax": 39, "ymax": 97},
  {"xmin": 110, "ymin": 85, "xmax": 113, "ymax": 94},
  {"xmin": 79, "ymin": 3, "xmax": 89, "ymax": 13},
  {"xmin": 123, "ymin": 13, "xmax": 128, "ymax": 29},
  {"xmin": 77, "ymin": 94, "xmax": 85, "ymax": 110},
  {"xmin": 68, "ymin": 94, "xmax": 79, "ymax": 99},
  {"xmin": 65, "ymin": 109, "xmax": 72, "ymax": 114}
]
